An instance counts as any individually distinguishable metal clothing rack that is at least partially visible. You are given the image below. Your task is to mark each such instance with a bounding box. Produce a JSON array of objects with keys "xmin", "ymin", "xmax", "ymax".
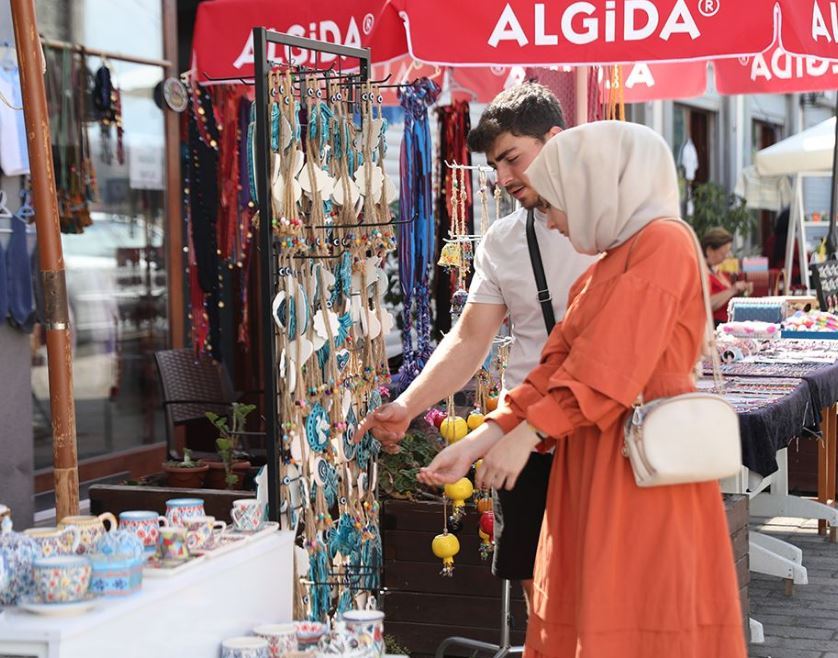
[{"xmin": 251, "ymin": 28, "xmax": 371, "ymax": 522}]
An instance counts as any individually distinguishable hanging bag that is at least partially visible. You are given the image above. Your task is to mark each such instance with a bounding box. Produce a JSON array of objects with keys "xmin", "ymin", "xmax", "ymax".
[{"xmin": 622, "ymin": 219, "xmax": 742, "ymax": 487}]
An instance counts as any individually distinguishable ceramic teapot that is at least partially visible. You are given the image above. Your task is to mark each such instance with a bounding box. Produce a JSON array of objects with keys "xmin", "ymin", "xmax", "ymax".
[{"xmin": 0, "ymin": 515, "xmax": 39, "ymax": 605}]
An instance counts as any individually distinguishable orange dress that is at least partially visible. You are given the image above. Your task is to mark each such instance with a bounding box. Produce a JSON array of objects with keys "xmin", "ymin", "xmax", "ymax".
[{"xmin": 488, "ymin": 222, "xmax": 746, "ymax": 658}]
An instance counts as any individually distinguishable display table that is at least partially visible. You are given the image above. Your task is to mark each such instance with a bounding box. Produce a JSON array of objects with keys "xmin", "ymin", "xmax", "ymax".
[{"xmin": 0, "ymin": 531, "xmax": 295, "ymax": 658}]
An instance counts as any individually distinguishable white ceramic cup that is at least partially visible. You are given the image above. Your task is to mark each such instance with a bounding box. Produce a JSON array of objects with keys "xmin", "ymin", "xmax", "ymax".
[{"xmin": 221, "ymin": 636, "xmax": 269, "ymax": 658}]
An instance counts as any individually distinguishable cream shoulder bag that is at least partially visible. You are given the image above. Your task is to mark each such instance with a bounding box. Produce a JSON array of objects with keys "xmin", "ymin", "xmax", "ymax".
[{"xmin": 622, "ymin": 220, "xmax": 742, "ymax": 487}]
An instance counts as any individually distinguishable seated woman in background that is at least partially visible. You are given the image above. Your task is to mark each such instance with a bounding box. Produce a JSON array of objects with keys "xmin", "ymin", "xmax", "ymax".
[{"xmin": 703, "ymin": 227, "xmax": 753, "ymax": 324}]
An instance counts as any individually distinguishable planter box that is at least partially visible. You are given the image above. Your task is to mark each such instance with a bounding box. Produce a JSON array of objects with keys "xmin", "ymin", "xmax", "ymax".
[
  {"xmin": 383, "ymin": 495, "xmax": 750, "ymax": 656},
  {"xmin": 382, "ymin": 499, "xmax": 526, "ymax": 657},
  {"xmin": 89, "ymin": 484, "xmax": 254, "ymax": 524}
]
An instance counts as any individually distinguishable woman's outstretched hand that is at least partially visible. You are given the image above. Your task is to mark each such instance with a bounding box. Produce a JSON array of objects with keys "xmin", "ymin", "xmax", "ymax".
[
  {"xmin": 475, "ymin": 422, "xmax": 543, "ymax": 491},
  {"xmin": 418, "ymin": 422, "xmax": 504, "ymax": 486}
]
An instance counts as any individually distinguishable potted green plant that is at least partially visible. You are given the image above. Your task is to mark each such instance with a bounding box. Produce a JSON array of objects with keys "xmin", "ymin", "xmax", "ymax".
[
  {"xmin": 161, "ymin": 449, "xmax": 210, "ymax": 489},
  {"xmin": 686, "ymin": 182, "xmax": 756, "ymax": 244},
  {"xmin": 203, "ymin": 403, "xmax": 256, "ymax": 490}
]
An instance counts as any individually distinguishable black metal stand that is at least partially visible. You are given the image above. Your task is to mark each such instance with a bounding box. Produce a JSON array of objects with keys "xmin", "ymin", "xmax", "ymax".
[
  {"xmin": 435, "ymin": 579, "xmax": 524, "ymax": 658},
  {"xmin": 251, "ymin": 28, "xmax": 370, "ymax": 522}
]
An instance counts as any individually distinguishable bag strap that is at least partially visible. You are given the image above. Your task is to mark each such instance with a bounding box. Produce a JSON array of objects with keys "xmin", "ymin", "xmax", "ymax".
[
  {"xmin": 626, "ymin": 219, "xmax": 725, "ymax": 399},
  {"xmin": 525, "ymin": 209, "xmax": 556, "ymax": 335}
]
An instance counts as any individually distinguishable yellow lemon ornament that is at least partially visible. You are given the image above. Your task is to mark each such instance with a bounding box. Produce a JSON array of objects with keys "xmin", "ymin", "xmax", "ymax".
[{"xmin": 439, "ymin": 416, "xmax": 468, "ymax": 444}]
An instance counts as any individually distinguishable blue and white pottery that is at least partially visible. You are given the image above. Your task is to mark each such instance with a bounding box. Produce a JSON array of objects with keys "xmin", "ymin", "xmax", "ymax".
[
  {"xmin": 32, "ymin": 555, "xmax": 92, "ymax": 603},
  {"xmin": 88, "ymin": 530, "xmax": 145, "ymax": 597},
  {"xmin": 0, "ymin": 553, "xmax": 8, "ymax": 597},
  {"xmin": 0, "ymin": 524, "xmax": 39, "ymax": 605},
  {"xmin": 165, "ymin": 498, "xmax": 206, "ymax": 527},
  {"xmin": 220, "ymin": 636, "xmax": 269, "ymax": 658}
]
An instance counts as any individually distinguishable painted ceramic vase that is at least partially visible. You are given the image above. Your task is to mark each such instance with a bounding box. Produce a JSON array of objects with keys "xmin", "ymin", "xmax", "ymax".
[
  {"xmin": 253, "ymin": 623, "xmax": 297, "ymax": 657},
  {"xmin": 23, "ymin": 526, "xmax": 82, "ymax": 557},
  {"xmin": 316, "ymin": 621, "xmax": 367, "ymax": 657},
  {"xmin": 58, "ymin": 513, "xmax": 118, "ymax": 554},
  {"xmin": 0, "ymin": 525, "xmax": 39, "ymax": 605},
  {"xmin": 164, "ymin": 498, "xmax": 206, "ymax": 527},
  {"xmin": 231, "ymin": 499, "xmax": 265, "ymax": 532},
  {"xmin": 119, "ymin": 511, "xmax": 168, "ymax": 553},
  {"xmin": 342, "ymin": 610, "xmax": 385, "ymax": 658},
  {"xmin": 88, "ymin": 529, "xmax": 145, "ymax": 597},
  {"xmin": 220, "ymin": 636, "xmax": 269, "ymax": 658},
  {"xmin": 32, "ymin": 555, "xmax": 92, "ymax": 603}
]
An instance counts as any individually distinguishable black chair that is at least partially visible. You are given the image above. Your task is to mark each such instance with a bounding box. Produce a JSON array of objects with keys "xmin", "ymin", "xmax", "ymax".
[{"xmin": 153, "ymin": 348, "xmax": 240, "ymax": 459}]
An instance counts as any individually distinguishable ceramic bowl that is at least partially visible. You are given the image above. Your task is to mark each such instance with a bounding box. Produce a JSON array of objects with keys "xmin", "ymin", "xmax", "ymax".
[
  {"xmin": 220, "ymin": 636, "xmax": 269, "ymax": 658},
  {"xmin": 254, "ymin": 622, "xmax": 297, "ymax": 657}
]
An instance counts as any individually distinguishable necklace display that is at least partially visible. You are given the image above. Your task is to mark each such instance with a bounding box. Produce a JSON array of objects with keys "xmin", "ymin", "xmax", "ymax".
[{"xmin": 257, "ymin": 66, "xmax": 398, "ymax": 621}]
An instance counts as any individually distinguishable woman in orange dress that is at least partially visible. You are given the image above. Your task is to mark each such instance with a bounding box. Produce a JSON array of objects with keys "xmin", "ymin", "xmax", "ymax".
[{"xmin": 419, "ymin": 122, "xmax": 746, "ymax": 658}]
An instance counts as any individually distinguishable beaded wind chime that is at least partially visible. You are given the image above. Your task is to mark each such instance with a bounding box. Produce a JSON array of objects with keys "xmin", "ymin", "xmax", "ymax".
[
  {"xmin": 427, "ymin": 162, "xmax": 511, "ymax": 573},
  {"xmin": 255, "ymin": 64, "xmax": 398, "ymax": 621}
]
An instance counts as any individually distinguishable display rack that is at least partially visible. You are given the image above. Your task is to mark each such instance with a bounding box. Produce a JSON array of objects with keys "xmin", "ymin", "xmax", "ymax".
[{"xmin": 251, "ymin": 28, "xmax": 372, "ymax": 522}]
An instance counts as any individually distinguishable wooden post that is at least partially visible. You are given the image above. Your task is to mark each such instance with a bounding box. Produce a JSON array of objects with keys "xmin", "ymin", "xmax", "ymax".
[{"xmin": 11, "ymin": 0, "xmax": 79, "ymax": 520}]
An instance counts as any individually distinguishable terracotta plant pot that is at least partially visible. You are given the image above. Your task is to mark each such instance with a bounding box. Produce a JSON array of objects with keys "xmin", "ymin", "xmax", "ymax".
[
  {"xmin": 162, "ymin": 462, "xmax": 210, "ymax": 489},
  {"xmin": 203, "ymin": 460, "xmax": 251, "ymax": 490}
]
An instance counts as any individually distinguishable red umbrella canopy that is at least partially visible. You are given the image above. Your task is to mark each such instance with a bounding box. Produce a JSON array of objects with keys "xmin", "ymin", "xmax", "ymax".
[
  {"xmin": 382, "ymin": 0, "xmax": 778, "ymax": 66},
  {"xmin": 191, "ymin": 0, "xmax": 404, "ymax": 82}
]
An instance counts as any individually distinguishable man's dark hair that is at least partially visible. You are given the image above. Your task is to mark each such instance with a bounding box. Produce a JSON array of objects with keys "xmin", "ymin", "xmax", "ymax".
[{"xmin": 467, "ymin": 82, "xmax": 566, "ymax": 154}]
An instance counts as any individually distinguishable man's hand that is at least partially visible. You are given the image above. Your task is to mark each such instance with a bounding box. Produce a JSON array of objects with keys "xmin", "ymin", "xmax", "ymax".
[
  {"xmin": 475, "ymin": 422, "xmax": 542, "ymax": 491},
  {"xmin": 356, "ymin": 399, "xmax": 412, "ymax": 453}
]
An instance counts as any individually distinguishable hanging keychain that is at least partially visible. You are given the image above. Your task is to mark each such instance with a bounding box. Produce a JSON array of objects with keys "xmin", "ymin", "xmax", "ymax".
[{"xmin": 432, "ymin": 496, "xmax": 460, "ymax": 577}]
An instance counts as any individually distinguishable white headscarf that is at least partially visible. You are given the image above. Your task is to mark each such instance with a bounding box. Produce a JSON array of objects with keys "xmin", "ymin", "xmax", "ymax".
[{"xmin": 525, "ymin": 121, "xmax": 681, "ymax": 255}]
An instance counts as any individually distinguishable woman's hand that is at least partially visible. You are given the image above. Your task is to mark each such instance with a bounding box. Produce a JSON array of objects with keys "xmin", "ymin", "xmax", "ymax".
[
  {"xmin": 418, "ymin": 422, "xmax": 504, "ymax": 486},
  {"xmin": 476, "ymin": 422, "xmax": 543, "ymax": 491},
  {"xmin": 733, "ymin": 280, "xmax": 749, "ymax": 294}
]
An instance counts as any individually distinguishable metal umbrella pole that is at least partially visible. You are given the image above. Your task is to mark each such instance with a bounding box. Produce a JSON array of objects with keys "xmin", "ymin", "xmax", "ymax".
[{"xmin": 434, "ymin": 578, "xmax": 524, "ymax": 658}]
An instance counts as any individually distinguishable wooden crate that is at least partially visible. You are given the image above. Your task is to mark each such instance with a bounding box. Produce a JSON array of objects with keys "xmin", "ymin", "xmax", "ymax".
[{"xmin": 383, "ymin": 495, "xmax": 751, "ymax": 656}]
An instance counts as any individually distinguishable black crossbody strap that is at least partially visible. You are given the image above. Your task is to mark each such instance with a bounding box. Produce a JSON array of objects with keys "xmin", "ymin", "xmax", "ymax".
[{"xmin": 525, "ymin": 210, "xmax": 556, "ymax": 334}]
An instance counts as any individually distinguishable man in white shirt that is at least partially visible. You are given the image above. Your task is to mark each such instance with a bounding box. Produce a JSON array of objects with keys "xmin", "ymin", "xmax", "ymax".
[{"xmin": 359, "ymin": 83, "xmax": 594, "ymax": 603}]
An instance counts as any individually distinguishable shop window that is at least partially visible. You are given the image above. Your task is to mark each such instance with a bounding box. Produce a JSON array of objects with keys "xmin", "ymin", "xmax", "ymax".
[{"xmin": 31, "ymin": 59, "xmax": 168, "ymax": 469}]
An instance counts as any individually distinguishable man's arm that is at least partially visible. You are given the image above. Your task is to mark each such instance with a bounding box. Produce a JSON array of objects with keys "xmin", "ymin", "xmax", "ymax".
[{"xmin": 358, "ymin": 302, "xmax": 507, "ymax": 445}]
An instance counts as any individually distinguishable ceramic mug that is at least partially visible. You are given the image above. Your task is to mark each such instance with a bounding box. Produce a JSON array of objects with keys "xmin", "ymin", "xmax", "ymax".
[
  {"xmin": 158, "ymin": 527, "xmax": 190, "ymax": 561},
  {"xmin": 23, "ymin": 526, "xmax": 82, "ymax": 557},
  {"xmin": 343, "ymin": 610, "xmax": 385, "ymax": 658},
  {"xmin": 119, "ymin": 511, "xmax": 169, "ymax": 553},
  {"xmin": 32, "ymin": 555, "xmax": 91, "ymax": 603},
  {"xmin": 58, "ymin": 513, "xmax": 118, "ymax": 554},
  {"xmin": 165, "ymin": 498, "xmax": 206, "ymax": 527},
  {"xmin": 184, "ymin": 515, "xmax": 226, "ymax": 551},
  {"xmin": 231, "ymin": 499, "xmax": 265, "ymax": 532},
  {"xmin": 221, "ymin": 636, "xmax": 269, "ymax": 658},
  {"xmin": 253, "ymin": 623, "xmax": 297, "ymax": 657},
  {"xmin": 0, "ymin": 528, "xmax": 39, "ymax": 605}
]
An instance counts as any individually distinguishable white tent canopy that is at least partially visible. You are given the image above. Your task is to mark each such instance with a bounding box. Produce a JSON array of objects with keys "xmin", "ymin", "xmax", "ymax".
[{"xmin": 755, "ymin": 117, "xmax": 835, "ymax": 177}]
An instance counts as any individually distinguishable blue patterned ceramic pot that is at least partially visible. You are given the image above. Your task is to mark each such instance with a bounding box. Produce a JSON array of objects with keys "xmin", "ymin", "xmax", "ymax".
[
  {"xmin": 165, "ymin": 498, "xmax": 205, "ymax": 527},
  {"xmin": 0, "ymin": 526, "xmax": 39, "ymax": 605}
]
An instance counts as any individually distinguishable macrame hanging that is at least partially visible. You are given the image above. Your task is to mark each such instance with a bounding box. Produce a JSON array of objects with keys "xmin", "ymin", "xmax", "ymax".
[{"xmin": 396, "ymin": 78, "xmax": 441, "ymax": 392}]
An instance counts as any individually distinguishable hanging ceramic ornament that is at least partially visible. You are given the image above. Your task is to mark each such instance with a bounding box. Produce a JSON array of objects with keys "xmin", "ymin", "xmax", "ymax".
[
  {"xmin": 432, "ymin": 531, "xmax": 460, "ymax": 577},
  {"xmin": 377, "ymin": 308, "xmax": 396, "ymax": 336},
  {"xmin": 279, "ymin": 114, "xmax": 293, "ymax": 151},
  {"xmin": 380, "ymin": 171, "xmax": 398, "ymax": 205},
  {"xmin": 357, "ymin": 471, "xmax": 368, "ymax": 498},
  {"xmin": 271, "ymin": 153, "xmax": 303, "ymax": 212},
  {"xmin": 312, "ymin": 457, "xmax": 338, "ymax": 507},
  {"xmin": 313, "ymin": 308, "xmax": 341, "ymax": 351},
  {"xmin": 290, "ymin": 427, "xmax": 304, "ymax": 463},
  {"xmin": 360, "ymin": 305, "xmax": 382, "ymax": 339},
  {"xmin": 440, "ymin": 416, "xmax": 468, "ymax": 444},
  {"xmin": 306, "ymin": 403, "xmax": 331, "ymax": 453},
  {"xmin": 341, "ymin": 408, "xmax": 358, "ymax": 462},
  {"xmin": 444, "ymin": 478, "xmax": 474, "ymax": 523},
  {"xmin": 288, "ymin": 335, "xmax": 315, "ymax": 367},
  {"xmin": 341, "ymin": 389, "xmax": 352, "ymax": 419},
  {"xmin": 467, "ymin": 410, "xmax": 485, "ymax": 431},
  {"xmin": 478, "ymin": 511, "xmax": 495, "ymax": 560},
  {"xmin": 298, "ymin": 164, "xmax": 335, "ymax": 201},
  {"xmin": 335, "ymin": 349, "xmax": 351, "ymax": 374},
  {"xmin": 350, "ymin": 258, "xmax": 379, "ymax": 295},
  {"xmin": 353, "ymin": 163, "xmax": 385, "ymax": 203},
  {"xmin": 279, "ymin": 349, "xmax": 297, "ymax": 395},
  {"xmin": 332, "ymin": 173, "xmax": 361, "ymax": 208},
  {"xmin": 438, "ymin": 241, "xmax": 463, "ymax": 268}
]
